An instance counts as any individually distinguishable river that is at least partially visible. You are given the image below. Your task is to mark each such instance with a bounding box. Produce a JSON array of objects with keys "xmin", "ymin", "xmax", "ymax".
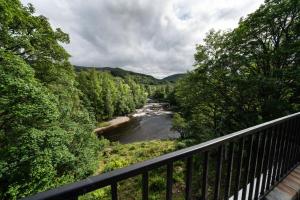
[{"xmin": 101, "ymin": 102, "xmax": 180, "ymax": 144}]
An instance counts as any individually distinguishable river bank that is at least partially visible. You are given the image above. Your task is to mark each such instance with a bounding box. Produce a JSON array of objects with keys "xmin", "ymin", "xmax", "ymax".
[
  {"xmin": 96, "ymin": 102, "xmax": 180, "ymax": 143},
  {"xmin": 94, "ymin": 116, "xmax": 130, "ymax": 133}
]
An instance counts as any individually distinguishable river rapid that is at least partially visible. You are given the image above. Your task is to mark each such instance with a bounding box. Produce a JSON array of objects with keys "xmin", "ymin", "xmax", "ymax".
[{"xmin": 101, "ymin": 102, "xmax": 180, "ymax": 144}]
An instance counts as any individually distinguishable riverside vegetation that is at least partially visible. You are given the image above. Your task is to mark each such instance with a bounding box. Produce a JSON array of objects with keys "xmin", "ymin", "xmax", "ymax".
[{"xmin": 1, "ymin": 0, "xmax": 300, "ymax": 199}]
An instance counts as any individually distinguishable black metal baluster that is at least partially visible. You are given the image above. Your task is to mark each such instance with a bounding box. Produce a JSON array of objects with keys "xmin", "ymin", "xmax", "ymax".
[
  {"xmin": 269, "ymin": 126, "xmax": 279, "ymax": 188},
  {"xmin": 111, "ymin": 183, "xmax": 118, "ymax": 200},
  {"xmin": 294, "ymin": 118, "xmax": 300, "ymax": 163},
  {"xmin": 202, "ymin": 152, "xmax": 209, "ymax": 200},
  {"xmin": 248, "ymin": 134, "xmax": 261, "ymax": 200},
  {"xmin": 260, "ymin": 129, "xmax": 273, "ymax": 196},
  {"xmin": 142, "ymin": 172, "xmax": 149, "ymax": 200},
  {"xmin": 69, "ymin": 196, "xmax": 78, "ymax": 200},
  {"xmin": 287, "ymin": 120, "xmax": 293, "ymax": 173},
  {"xmin": 271, "ymin": 125, "xmax": 282, "ymax": 184},
  {"xmin": 224, "ymin": 143, "xmax": 234, "ymax": 200},
  {"xmin": 275, "ymin": 124, "xmax": 284, "ymax": 181},
  {"xmin": 289, "ymin": 118, "xmax": 297, "ymax": 168},
  {"xmin": 166, "ymin": 162, "xmax": 173, "ymax": 200},
  {"xmin": 241, "ymin": 135, "xmax": 254, "ymax": 200},
  {"xmin": 234, "ymin": 138, "xmax": 244, "ymax": 200},
  {"xmin": 286, "ymin": 118, "xmax": 297, "ymax": 167},
  {"xmin": 185, "ymin": 157, "xmax": 193, "ymax": 200},
  {"xmin": 254, "ymin": 131, "xmax": 267, "ymax": 200},
  {"xmin": 214, "ymin": 146, "xmax": 223, "ymax": 200},
  {"xmin": 278, "ymin": 122, "xmax": 288, "ymax": 177},
  {"xmin": 283, "ymin": 120, "xmax": 292, "ymax": 173},
  {"xmin": 296, "ymin": 118, "xmax": 300, "ymax": 162}
]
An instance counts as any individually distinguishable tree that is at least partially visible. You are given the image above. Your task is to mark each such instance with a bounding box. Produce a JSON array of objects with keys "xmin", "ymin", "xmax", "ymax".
[
  {"xmin": 0, "ymin": 51, "xmax": 68, "ymax": 198},
  {"xmin": 175, "ymin": 0, "xmax": 300, "ymax": 142},
  {"xmin": 0, "ymin": 1, "xmax": 100, "ymax": 198}
]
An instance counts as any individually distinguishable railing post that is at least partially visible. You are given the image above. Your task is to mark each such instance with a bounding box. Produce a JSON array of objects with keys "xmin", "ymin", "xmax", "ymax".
[
  {"xmin": 260, "ymin": 128, "xmax": 273, "ymax": 195},
  {"xmin": 254, "ymin": 131, "xmax": 267, "ymax": 200},
  {"xmin": 185, "ymin": 157, "xmax": 193, "ymax": 200},
  {"xmin": 234, "ymin": 138, "xmax": 244, "ymax": 200},
  {"xmin": 202, "ymin": 152, "xmax": 209, "ymax": 200},
  {"xmin": 224, "ymin": 143, "xmax": 234, "ymax": 200},
  {"xmin": 111, "ymin": 183, "xmax": 118, "ymax": 200},
  {"xmin": 166, "ymin": 162, "xmax": 173, "ymax": 200},
  {"xmin": 214, "ymin": 146, "xmax": 223, "ymax": 200},
  {"xmin": 241, "ymin": 135, "xmax": 254, "ymax": 200},
  {"xmin": 271, "ymin": 124, "xmax": 281, "ymax": 184},
  {"xmin": 248, "ymin": 133, "xmax": 261, "ymax": 200},
  {"xmin": 142, "ymin": 172, "xmax": 149, "ymax": 200}
]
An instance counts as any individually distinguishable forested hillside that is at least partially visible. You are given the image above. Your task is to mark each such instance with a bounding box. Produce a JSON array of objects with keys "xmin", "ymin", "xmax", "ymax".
[
  {"xmin": 75, "ymin": 66, "xmax": 163, "ymax": 85},
  {"xmin": 162, "ymin": 73, "xmax": 186, "ymax": 83}
]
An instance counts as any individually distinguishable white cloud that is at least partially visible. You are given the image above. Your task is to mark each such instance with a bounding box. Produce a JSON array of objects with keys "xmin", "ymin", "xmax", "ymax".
[{"xmin": 21, "ymin": 0, "xmax": 264, "ymax": 78}]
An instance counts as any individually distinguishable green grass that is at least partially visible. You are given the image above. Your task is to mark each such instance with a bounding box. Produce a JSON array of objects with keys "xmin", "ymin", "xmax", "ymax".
[
  {"xmin": 80, "ymin": 140, "xmax": 188, "ymax": 200},
  {"xmin": 96, "ymin": 140, "xmax": 178, "ymax": 174}
]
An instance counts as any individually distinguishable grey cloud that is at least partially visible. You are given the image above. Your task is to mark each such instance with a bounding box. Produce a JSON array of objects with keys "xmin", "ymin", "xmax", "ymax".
[{"xmin": 21, "ymin": 0, "xmax": 264, "ymax": 78}]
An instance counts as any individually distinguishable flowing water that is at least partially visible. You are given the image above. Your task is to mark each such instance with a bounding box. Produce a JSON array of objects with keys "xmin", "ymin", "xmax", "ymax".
[{"xmin": 101, "ymin": 102, "xmax": 180, "ymax": 144}]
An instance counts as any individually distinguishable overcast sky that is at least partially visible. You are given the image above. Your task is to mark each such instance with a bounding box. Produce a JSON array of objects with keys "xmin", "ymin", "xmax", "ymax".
[{"xmin": 21, "ymin": 0, "xmax": 264, "ymax": 78}]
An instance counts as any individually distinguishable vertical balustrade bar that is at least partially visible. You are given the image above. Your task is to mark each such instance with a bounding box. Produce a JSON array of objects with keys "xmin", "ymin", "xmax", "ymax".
[
  {"xmin": 293, "ymin": 118, "xmax": 298, "ymax": 164},
  {"xmin": 294, "ymin": 118, "xmax": 300, "ymax": 163},
  {"xmin": 241, "ymin": 135, "xmax": 254, "ymax": 200},
  {"xmin": 254, "ymin": 131, "xmax": 267, "ymax": 200},
  {"xmin": 285, "ymin": 119, "xmax": 293, "ymax": 172},
  {"xmin": 283, "ymin": 120, "xmax": 292, "ymax": 173},
  {"xmin": 166, "ymin": 162, "xmax": 173, "ymax": 200},
  {"xmin": 224, "ymin": 143, "xmax": 234, "ymax": 200},
  {"xmin": 272, "ymin": 124, "xmax": 282, "ymax": 184},
  {"xmin": 296, "ymin": 117, "xmax": 300, "ymax": 162},
  {"xmin": 269, "ymin": 125, "xmax": 279, "ymax": 187},
  {"xmin": 111, "ymin": 183, "xmax": 118, "ymax": 200},
  {"xmin": 280, "ymin": 121, "xmax": 287, "ymax": 175},
  {"xmin": 297, "ymin": 117, "xmax": 300, "ymax": 161},
  {"xmin": 286, "ymin": 118, "xmax": 297, "ymax": 167},
  {"xmin": 276, "ymin": 123, "xmax": 286, "ymax": 181},
  {"xmin": 260, "ymin": 129, "xmax": 273, "ymax": 195},
  {"xmin": 248, "ymin": 134, "xmax": 261, "ymax": 200},
  {"xmin": 142, "ymin": 172, "xmax": 149, "ymax": 200},
  {"xmin": 278, "ymin": 122, "xmax": 289, "ymax": 178},
  {"xmin": 280, "ymin": 122, "xmax": 288, "ymax": 177},
  {"xmin": 293, "ymin": 118, "xmax": 299, "ymax": 163},
  {"xmin": 287, "ymin": 120, "xmax": 294, "ymax": 172},
  {"xmin": 234, "ymin": 138, "xmax": 244, "ymax": 200},
  {"xmin": 290, "ymin": 118, "xmax": 297, "ymax": 168},
  {"xmin": 214, "ymin": 146, "xmax": 223, "ymax": 200},
  {"xmin": 202, "ymin": 152, "xmax": 209, "ymax": 200},
  {"xmin": 185, "ymin": 157, "xmax": 193, "ymax": 200}
]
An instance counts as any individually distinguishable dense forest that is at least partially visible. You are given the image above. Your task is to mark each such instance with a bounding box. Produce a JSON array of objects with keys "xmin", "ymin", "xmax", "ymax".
[{"xmin": 0, "ymin": 0, "xmax": 299, "ymax": 199}]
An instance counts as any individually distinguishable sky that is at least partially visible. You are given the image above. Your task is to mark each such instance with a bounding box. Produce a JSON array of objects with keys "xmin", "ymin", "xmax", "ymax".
[{"xmin": 21, "ymin": 0, "xmax": 264, "ymax": 78}]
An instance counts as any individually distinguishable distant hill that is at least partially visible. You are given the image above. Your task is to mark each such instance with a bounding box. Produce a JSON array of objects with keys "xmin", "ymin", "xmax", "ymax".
[
  {"xmin": 162, "ymin": 73, "xmax": 186, "ymax": 83},
  {"xmin": 74, "ymin": 66, "xmax": 185, "ymax": 84}
]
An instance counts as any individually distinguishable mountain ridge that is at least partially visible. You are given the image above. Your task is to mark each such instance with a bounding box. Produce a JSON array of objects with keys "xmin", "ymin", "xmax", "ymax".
[{"xmin": 74, "ymin": 65, "xmax": 185, "ymax": 84}]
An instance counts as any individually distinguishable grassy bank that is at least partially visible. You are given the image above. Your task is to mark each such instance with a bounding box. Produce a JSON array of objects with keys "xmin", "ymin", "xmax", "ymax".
[{"xmin": 81, "ymin": 139, "xmax": 189, "ymax": 200}]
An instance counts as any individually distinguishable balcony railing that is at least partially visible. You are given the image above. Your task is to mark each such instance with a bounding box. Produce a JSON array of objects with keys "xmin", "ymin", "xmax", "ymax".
[{"xmin": 23, "ymin": 112, "xmax": 300, "ymax": 200}]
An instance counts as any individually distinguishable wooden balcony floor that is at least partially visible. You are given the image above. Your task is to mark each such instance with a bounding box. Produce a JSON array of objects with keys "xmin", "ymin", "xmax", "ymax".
[{"xmin": 266, "ymin": 165, "xmax": 300, "ymax": 200}]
